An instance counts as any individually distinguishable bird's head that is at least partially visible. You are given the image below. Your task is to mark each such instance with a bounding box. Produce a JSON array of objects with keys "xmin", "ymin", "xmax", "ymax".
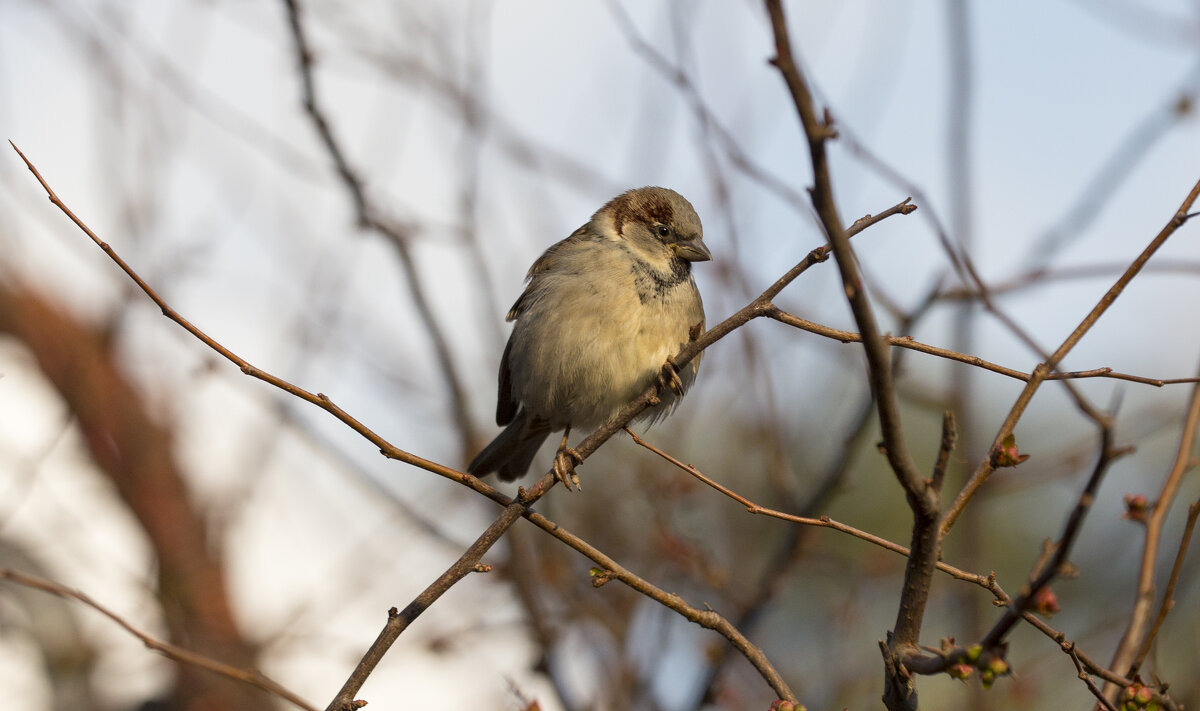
[{"xmin": 593, "ymin": 186, "xmax": 712, "ymax": 269}]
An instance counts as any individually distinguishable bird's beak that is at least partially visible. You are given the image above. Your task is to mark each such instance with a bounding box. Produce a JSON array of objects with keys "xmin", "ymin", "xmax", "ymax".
[{"xmin": 672, "ymin": 237, "xmax": 712, "ymax": 262}]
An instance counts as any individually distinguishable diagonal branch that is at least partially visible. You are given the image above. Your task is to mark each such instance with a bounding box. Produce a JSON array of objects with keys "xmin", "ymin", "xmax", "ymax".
[
  {"xmin": 941, "ymin": 177, "xmax": 1200, "ymax": 536},
  {"xmin": 0, "ymin": 568, "xmax": 316, "ymax": 711},
  {"xmin": 980, "ymin": 424, "xmax": 1129, "ymax": 649},
  {"xmin": 280, "ymin": 0, "xmax": 478, "ymax": 455},
  {"xmin": 1131, "ymin": 501, "xmax": 1200, "ymax": 670},
  {"xmin": 1104, "ymin": 357, "xmax": 1200, "ymax": 702}
]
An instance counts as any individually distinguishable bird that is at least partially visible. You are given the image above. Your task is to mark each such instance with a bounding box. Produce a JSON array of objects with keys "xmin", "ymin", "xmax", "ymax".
[{"xmin": 467, "ymin": 186, "xmax": 710, "ymax": 490}]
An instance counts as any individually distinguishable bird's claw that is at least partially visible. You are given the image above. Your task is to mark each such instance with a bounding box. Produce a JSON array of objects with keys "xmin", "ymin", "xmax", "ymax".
[
  {"xmin": 553, "ymin": 447, "xmax": 584, "ymax": 490},
  {"xmin": 659, "ymin": 357, "xmax": 685, "ymax": 395}
]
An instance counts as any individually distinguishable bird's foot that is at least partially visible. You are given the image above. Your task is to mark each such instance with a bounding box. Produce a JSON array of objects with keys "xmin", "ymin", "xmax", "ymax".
[
  {"xmin": 659, "ymin": 356, "xmax": 685, "ymax": 395},
  {"xmin": 553, "ymin": 446, "xmax": 584, "ymax": 490}
]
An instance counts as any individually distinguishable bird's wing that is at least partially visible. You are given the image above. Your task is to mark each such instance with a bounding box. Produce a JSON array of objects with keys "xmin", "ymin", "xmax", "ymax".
[
  {"xmin": 495, "ymin": 336, "xmax": 517, "ymax": 425},
  {"xmin": 505, "ymin": 225, "xmax": 590, "ymax": 321}
]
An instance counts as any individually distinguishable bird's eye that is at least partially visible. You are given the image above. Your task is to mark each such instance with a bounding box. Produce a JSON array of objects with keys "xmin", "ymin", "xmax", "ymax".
[{"xmin": 656, "ymin": 225, "xmax": 671, "ymax": 238}]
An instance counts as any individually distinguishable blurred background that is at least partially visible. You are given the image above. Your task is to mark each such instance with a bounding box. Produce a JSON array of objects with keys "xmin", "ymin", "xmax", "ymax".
[{"xmin": 2, "ymin": 1, "xmax": 1200, "ymax": 709}]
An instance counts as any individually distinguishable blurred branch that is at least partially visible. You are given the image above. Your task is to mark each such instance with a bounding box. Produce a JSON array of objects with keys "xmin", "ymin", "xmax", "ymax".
[
  {"xmin": 1020, "ymin": 61, "xmax": 1200, "ymax": 265},
  {"xmin": 625, "ymin": 426, "xmax": 1177, "ymax": 705},
  {"xmin": 41, "ymin": 0, "xmax": 324, "ymax": 183},
  {"xmin": 0, "ymin": 275, "xmax": 260, "ymax": 711},
  {"xmin": 766, "ymin": 307, "xmax": 1200, "ymax": 387},
  {"xmin": 280, "ymin": 0, "xmax": 479, "ymax": 455},
  {"xmin": 979, "ymin": 423, "xmax": 1130, "ymax": 649},
  {"xmin": 762, "ymin": 3, "xmax": 939, "ymax": 706},
  {"xmin": 1131, "ymin": 501, "xmax": 1200, "ymax": 670},
  {"xmin": 0, "ymin": 568, "xmax": 316, "ymax": 711},
  {"xmin": 602, "ymin": 0, "xmax": 814, "ymax": 218},
  {"xmin": 942, "ymin": 176, "xmax": 1200, "ymax": 536},
  {"xmin": 1104, "ymin": 358, "xmax": 1200, "ymax": 701},
  {"xmin": 936, "ymin": 259, "xmax": 1200, "ymax": 300},
  {"xmin": 350, "ymin": 44, "xmax": 617, "ymax": 196},
  {"xmin": 1062, "ymin": 0, "xmax": 1200, "ymax": 46}
]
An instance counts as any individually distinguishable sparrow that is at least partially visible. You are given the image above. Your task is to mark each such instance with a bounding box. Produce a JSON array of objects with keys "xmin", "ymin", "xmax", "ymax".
[{"xmin": 467, "ymin": 186, "xmax": 710, "ymax": 489}]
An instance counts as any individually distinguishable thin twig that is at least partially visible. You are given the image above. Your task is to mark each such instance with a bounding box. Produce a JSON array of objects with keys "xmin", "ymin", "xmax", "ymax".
[
  {"xmin": 324, "ymin": 502, "xmax": 528, "ymax": 711},
  {"xmin": 280, "ymin": 0, "xmax": 478, "ymax": 454},
  {"xmin": 930, "ymin": 411, "xmax": 957, "ymax": 492},
  {"xmin": 625, "ymin": 426, "xmax": 1150, "ymax": 699},
  {"xmin": 980, "ymin": 425, "xmax": 1128, "ymax": 648},
  {"xmin": 766, "ymin": 308, "xmax": 1200, "ymax": 387},
  {"xmin": 624, "ymin": 428, "xmax": 988, "ymax": 588},
  {"xmin": 1131, "ymin": 501, "xmax": 1200, "ymax": 670},
  {"xmin": 0, "ymin": 568, "xmax": 316, "ymax": 711},
  {"xmin": 1069, "ymin": 645, "xmax": 1122, "ymax": 711},
  {"xmin": 8, "ymin": 140, "xmax": 471, "ymax": 490},
  {"xmin": 1105, "ymin": 359, "xmax": 1200, "ymax": 700},
  {"xmin": 941, "ymin": 177, "xmax": 1200, "ymax": 536}
]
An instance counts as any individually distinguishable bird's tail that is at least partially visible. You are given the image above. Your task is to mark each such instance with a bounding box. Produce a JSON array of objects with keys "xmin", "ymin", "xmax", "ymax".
[{"xmin": 467, "ymin": 410, "xmax": 552, "ymax": 481}]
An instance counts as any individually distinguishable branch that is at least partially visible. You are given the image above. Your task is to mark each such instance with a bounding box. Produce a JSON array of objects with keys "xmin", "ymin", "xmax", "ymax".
[
  {"xmin": 1131, "ymin": 501, "xmax": 1200, "ymax": 670},
  {"xmin": 766, "ymin": 308, "xmax": 1200, "ymax": 387},
  {"xmin": 324, "ymin": 502, "xmax": 527, "ymax": 711},
  {"xmin": 0, "ymin": 568, "xmax": 316, "ymax": 711},
  {"xmin": 941, "ymin": 175, "xmax": 1200, "ymax": 536},
  {"xmin": 1104, "ymin": 358, "xmax": 1200, "ymax": 700},
  {"xmin": 625, "ymin": 428, "xmax": 987, "ymax": 589},
  {"xmin": 627, "ymin": 426, "xmax": 1153, "ymax": 703},
  {"xmin": 762, "ymin": 4, "xmax": 938, "ymax": 707},
  {"xmin": 9, "ymin": 140, "xmax": 473, "ymax": 490},
  {"xmin": 763, "ymin": 2, "xmax": 927, "ymax": 503},
  {"xmin": 12, "ymin": 143, "xmax": 921, "ymax": 708},
  {"xmin": 980, "ymin": 424, "xmax": 1129, "ymax": 649},
  {"xmin": 280, "ymin": 0, "xmax": 478, "ymax": 455}
]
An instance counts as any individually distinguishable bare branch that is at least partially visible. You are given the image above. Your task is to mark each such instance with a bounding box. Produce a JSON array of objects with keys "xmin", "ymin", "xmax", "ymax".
[
  {"xmin": 280, "ymin": 0, "xmax": 478, "ymax": 455},
  {"xmin": 942, "ymin": 177, "xmax": 1200, "ymax": 536},
  {"xmin": 1105, "ymin": 358, "xmax": 1200, "ymax": 699},
  {"xmin": 324, "ymin": 501, "xmax": 528, "ymax": 711},
  {"xmin": 766, "ymin": 308, "xmax": 1200, "ymax": 387},
  {"xmin": 761, "ymin": 5, "xmax": 938, "ymax": 706},
  {"xmin": 0, "ymin": 568, "xmax": 316, "ymax": 711},
  {"xmin": 931, "ymin": 411, "xmax": 957, "ymax": 493},
  {"xmin": 1132, "ymin": 501, "xmax": 1200, "ymax": 670},
  {"xmin": 980, "ymin": 424, "xmax": 1129, "ymax": 649}
]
